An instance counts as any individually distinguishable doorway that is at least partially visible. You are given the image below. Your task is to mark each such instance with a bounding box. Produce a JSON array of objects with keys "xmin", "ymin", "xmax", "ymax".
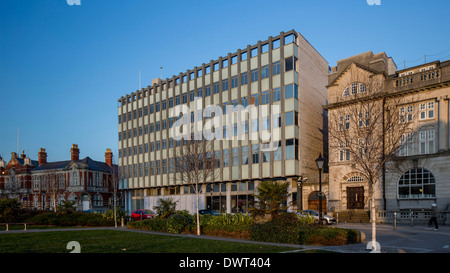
[{"xmin": 347, "ymin": 186, "xmax": 364, "ymax": 209}]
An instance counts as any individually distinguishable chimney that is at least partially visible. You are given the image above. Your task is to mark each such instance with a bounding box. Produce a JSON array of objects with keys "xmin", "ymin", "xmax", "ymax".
[
  {"xmin": 71, "ymin": 144, "xmax": 80, "ymax": 161},
  {"xmin": 38, "ymin": 148, "xmax": 47, "ymax": 165},
  {"xmin": 20, "ymin": 150, "xmax": 26, "ymax": 160},
  {"xmin": 105, "ymin": 148, "xmax": 113, "ymax": 166}
]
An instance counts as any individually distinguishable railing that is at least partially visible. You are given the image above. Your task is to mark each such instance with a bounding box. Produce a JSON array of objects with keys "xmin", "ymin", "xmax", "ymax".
[
  {"xmin": 376, "ymin": 210, "xmax": 447, "ymax": 225},
  {"xmin": 0, "ymin": 222, "xmax": 34, "ymax": 232}
]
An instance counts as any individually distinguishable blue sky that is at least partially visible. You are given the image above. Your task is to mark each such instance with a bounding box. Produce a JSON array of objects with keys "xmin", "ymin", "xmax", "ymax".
[{"xmin": 1, "ymin": 0, "xmax": 450, "ymax": 163}]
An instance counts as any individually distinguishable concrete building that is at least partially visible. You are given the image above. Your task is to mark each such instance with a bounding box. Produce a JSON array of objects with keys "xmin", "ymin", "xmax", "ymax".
[
  {"xmin": 326, "ymin": 51, "xmax": 450, "ymax": 220},
  {"xmin": 117, "ymin": 30, "xmax": 329, "ymax": 214}
]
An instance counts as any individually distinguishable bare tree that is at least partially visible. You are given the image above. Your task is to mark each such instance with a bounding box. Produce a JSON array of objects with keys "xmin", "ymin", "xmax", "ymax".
[
  {"xmin": 174, "ymin": 139, "xmax": 218, "ymax": 236},
  {"xmin": 327, "ymin": 70, "xmax": 418, "ymax": 252},
  {"xmin": 109, "ymin": 156, "xmax": 121, "ymax": 228},
  {"xmin": 47, "ymin": 170, "xmax": 62, "ymax": 212}
]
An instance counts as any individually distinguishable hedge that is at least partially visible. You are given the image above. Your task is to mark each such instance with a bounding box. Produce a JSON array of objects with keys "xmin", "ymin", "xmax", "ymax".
[
  {"xmin": 127, "ymin": 212, "xmax": 360, "ymax": 246},
  {"xmin": 27, "ymin": 212, "xmax": 115, "ymax": 227}
]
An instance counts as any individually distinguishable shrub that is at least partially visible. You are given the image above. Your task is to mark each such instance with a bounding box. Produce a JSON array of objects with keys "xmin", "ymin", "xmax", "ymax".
[
  {"xmin": 166, "ymin": 213, "xmax": 194, "ymax": 233},
  {"xmin": 27, "ymin": 212, "xmax": 114, "ymax": 226}
]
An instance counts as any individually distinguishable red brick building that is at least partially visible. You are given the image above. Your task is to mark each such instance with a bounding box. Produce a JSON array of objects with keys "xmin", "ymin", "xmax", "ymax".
[{"xmin": 0, "ymin": 144, "xmax": 123, "ymax": 211}]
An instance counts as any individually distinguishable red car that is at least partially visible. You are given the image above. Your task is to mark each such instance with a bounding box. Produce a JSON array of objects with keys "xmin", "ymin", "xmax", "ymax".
[{"xmin": 130, "ymin": 209, "xmax": 155, "ymax": 221}]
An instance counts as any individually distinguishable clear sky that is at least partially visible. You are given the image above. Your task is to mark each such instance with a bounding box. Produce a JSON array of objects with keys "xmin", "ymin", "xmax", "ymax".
[{"xmin": 1, "ymin": 0, "xmax": 450, "ymax": 163}]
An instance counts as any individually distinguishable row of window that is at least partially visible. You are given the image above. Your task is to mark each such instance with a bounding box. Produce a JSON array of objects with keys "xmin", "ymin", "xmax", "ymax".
[
  {"xmin": 399, "ymin": 129, "xmax": 436, "ymax": 156},
  {"xmin": 118, "ymin": 109, "xmax": 299, "ymax": 143},
  {"xmin": 119, "ymin": 139, "xmax": 298, "ymax": 179},
  {"xmin": 119, "ymin": 58, "xmax": 299, "ymax": 124},
  {"xmin": 120, "ymin": 34, "xmax": 297, "ymax": 106}
]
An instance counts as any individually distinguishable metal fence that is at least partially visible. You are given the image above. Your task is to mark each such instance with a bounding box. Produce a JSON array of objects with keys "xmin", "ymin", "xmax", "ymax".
[{"xmin": 376, "ymin": 210, "xmax": 448, "ymax": 226}]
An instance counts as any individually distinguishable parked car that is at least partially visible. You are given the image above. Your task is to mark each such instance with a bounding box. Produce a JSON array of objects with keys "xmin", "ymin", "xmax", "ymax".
[
  {"xmin": 130, "ymin": 209, "xmax": 155, "ymax": 221},
  {"xmin": 199, "ymin": 209, "xmax": 222, "ymax": 216},
  {"xmin": 82, "ymin": 209, "xmax": 103, "ymax": 214},
  {"xmin": 297, "ymin": 210, "xmax": 336, "ymax": 225}
]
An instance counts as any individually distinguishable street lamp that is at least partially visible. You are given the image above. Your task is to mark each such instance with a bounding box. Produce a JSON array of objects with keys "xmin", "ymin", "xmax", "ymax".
[{"xmin": 315, "ymin": 153, "xmax": 325, "ymax": 226}]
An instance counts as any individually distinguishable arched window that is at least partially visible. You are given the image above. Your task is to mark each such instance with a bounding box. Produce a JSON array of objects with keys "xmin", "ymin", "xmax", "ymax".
[
  {"xmin": 398, "ymin": 168, "xmax": 436, "ymax": 199},
  {"xmin": 343, "ymin": 83, "xmax": 367, "ymax": 97},
  {"xmin": 347, "ymin": 176, "xmax": 365, "ymax": 183}
]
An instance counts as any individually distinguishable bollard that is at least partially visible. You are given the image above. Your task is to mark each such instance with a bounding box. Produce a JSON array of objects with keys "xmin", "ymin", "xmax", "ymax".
[
  {"xmin": 6, "ymin": 224, "xmax": 8, "ymax": 232},
  {"xmin": 336, "ymin": 212, "xmax": 339, "ymax": 225},
  {"xmin": 410, "ymin": 211, "xmax": 414, "ymax": 227},
  {"xmin": 24, "ymin": 223, "xmax": 27, "ymax": 231},
  {"xmin": 393, "ymin": 212, "xmax": 397, "ymax": 231},
  {"xmin": 121, "ymin": 217, "xmax": 124, "ymax": 227}
]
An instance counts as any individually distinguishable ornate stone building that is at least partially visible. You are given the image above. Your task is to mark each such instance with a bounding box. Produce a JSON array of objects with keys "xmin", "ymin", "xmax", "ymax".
[{"xmin": 326, "ymin": 51, "xmax": 450, "ymax": 218}]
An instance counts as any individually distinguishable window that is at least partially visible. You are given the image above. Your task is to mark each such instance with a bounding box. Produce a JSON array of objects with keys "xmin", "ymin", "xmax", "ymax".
[
  {"xmin": 419, "ymin": 129, "xmax": 435, "ymax": 154},
  {"xmin": 205, "ymin": 66, "xmax": 210, "ymax": 74},
  {"xmin": 273, "ymin": 61, "xmax": 281, "ymax": 76},
  {"xmin": 285, "ymin": 56, "xmax": 297, "ymax": 71},
  {"xmin": 272, "ymin": 39, "xmax": 280, "ymax": 49},
  {"xmin": 273, "ymin": 88, "xmax": 281, "ymax": 102},
  {"xmin": 339, "ymin": 141, "xmax": 351, "ymax": 162},
  {"xmin": 285, "ymin": 84, "xmax": 298, "ymax": 99},
  {"xmin": 273, "ymin": 141, "xmax": 282, "ymax": 161},
  {"xmin": 342, "ymin": 83, "xmax": 367, "ymax": 97},
  {"xmin": 398, "ymin": 168, "xmax": 436, "ymax": 199},
  {"xmin": 261, "ymin": 91, "xmax": 270, "ymax": 104},
  {"xmin": 261, "ymin": 65, "xmax": 269, "ymax": 79},
  {"xmin": 222, "ymin": 80, "xmax": 229, "ymax": 91},
  {"xmin": 214, "ymin": 82, "xmax": 220, "ymax": 94},
  {"xmin": 223, "ymin": 149, "xmax": 229, "ymax": 167},
  {"xmin": 232, "ymin": 147, "xmax": 239, "ymax": 166},
  {"xmin": 197, "ymin": 88, "xmax": 202, "ymax": 97},
  {"xmin": 286, "ymin": 139, "xmax": 298, "ymax": 160},
  {"xmin": 205, "ymin": 85, "xmax": 211, "ymax": 96},
  {"xmin": 241, "ymin": 73, "xmax": 248, "ymax": 85},
  {"xmin": 399, "ymin": 133, "xmax": 414, "ymax": 156},
  {"xmin": 222, "ymin": 59, "xmax": 228, "ymax": 68},
  {"xmin": 339, "ymin": 115, "xmax": 350, "ymax": 130},
  {"xmin": 231, "ymin": 76, "xmax": 238, "ymax": 88},
  {"xmin": 358, "ymin": 112, "xmax": 370, "ymax": 127},
  {"xmin": 197, "ymin": 69, "xmax": 202, "ymax": 77},
  {"xmin": 231, "ymin": 55, "xmax": 237, "ymax": 64},
  {"xmin": 420, "ymin": 101, "xmax": 435, "ymax": 120},
  {"xmin": 242, "ymin": 146, "xmax": 249, "ymax": 165},
  {"xmin": 251, "ymin": 48, "xmax": 258, "ymax": 57},
  {"xmin": 241, "ymin": 51, "xmax": 247, "ymax": 61},
  {"xmin": 251, "ymin": 69, "xmax": 258, "ymax": 82},
  {"xmin": 261, "ymin": 43, "xmax": 269, "ymax": 53},
  {"xmin": 214, "ymin": 151, "xmax": 221, "ymax": 168},
  {"xmin": 252, "ymin": 144, "xmax": 259, "ymax": 163},
  {"xmin": 273, "ymin": 114, "xmax": 281, "ymax": 128},
  {"xmin": 285, "ymin": 111, "xmax": 298, "ymax": 126},
  {"xmin": 251, "ymin": 94, "xmax": 259, "ymax": 106},
  {"xmin": 284, "ymin": 33, "xmax": 295, "ymax": 44}
]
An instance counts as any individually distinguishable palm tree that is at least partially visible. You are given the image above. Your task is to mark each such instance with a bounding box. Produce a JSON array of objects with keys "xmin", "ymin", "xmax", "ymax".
[
  {"xmin": 153, "ymin": 197, "xmax": 177, "ymax": 218},
  {"xmin": 251, "ymin": 180, "xmax": 290, "ymax": 219}
]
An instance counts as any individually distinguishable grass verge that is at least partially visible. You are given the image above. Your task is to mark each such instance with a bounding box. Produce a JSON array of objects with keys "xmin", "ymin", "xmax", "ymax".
[{"xmin": 0, "ymin": 229, "xmax": 299, "ymax": 253}]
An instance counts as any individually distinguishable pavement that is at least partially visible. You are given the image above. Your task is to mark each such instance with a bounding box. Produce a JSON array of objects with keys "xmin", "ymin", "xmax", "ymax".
[{"xmin": 1, "ymin": 223, "xmax": 450, "ymax": 253}]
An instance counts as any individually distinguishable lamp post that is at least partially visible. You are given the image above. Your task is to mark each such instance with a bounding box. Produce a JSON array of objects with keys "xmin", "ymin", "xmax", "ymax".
[
  {"xmin": 297, "ymin": 176, "xmax": 304, "ymax": 212},
  {"xmin": 315, "ymin": 154, "xmax": 325, "ymax": 226}
]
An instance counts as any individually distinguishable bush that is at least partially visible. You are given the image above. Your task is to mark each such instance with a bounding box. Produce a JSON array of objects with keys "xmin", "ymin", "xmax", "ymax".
[{"xmin": 27, "ymin": 212, "xmax": 114, "ymax": 226}]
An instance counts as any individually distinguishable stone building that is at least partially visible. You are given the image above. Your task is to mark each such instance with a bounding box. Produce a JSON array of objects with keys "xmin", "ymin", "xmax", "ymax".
[{"xmin": 326, "ymin": 51, "xmax": 450, "ymax": 219}]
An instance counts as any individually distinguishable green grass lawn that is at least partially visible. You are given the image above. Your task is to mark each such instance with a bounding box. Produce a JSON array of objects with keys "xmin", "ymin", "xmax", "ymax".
[{"xmin": 0, "ymin": 229, "xmax": 299, "ymax": 253}]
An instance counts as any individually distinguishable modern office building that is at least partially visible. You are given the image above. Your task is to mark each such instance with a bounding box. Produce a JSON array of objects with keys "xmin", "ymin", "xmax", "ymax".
[
  {"xmin": 326, "ymin": 51, "xmax": 450, "ymax": 217},
  {"xmin": 117, "ymin": 30, "xmax": 329, "ymax": 214}
]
